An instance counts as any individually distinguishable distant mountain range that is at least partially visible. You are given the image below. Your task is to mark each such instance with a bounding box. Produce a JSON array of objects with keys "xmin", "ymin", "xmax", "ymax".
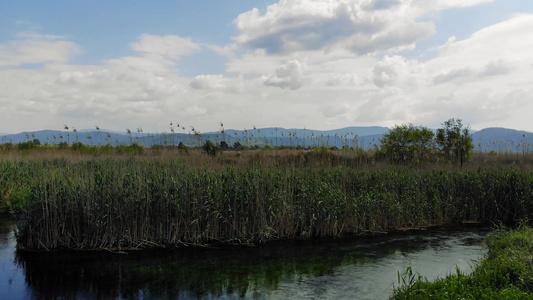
[
  {"xmin": 1, "ymin": 126, "xmax": 532, "ymax": 153},
  {"xmin": 471, "ymin": 127, "xmax": 533, "ymax": 153}
]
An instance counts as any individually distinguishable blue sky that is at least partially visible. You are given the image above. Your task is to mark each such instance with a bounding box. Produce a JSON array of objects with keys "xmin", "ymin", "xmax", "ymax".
[
  {"xmin": 1, "ymin": 1, "xmax": 277, "ymax": 74},
  {"xmin": 1, "ymin": 0, "xmax": 533, "ymax": 134}
]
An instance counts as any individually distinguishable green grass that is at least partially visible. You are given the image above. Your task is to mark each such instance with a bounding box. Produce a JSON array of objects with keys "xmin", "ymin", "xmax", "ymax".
[
  {"xmin": 6, "ymin": 154, "xmax": 533, "ymax": 250},
  {"xmin": 3, "ymin": 147, "xmax": 533, "ymax": 250},
  {"xmin": 393, "ymin": 225, "xmax": 533, "ymax": 299}
]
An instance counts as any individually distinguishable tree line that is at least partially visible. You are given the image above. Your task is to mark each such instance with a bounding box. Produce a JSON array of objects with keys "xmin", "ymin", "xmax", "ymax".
[{"xmin": 380, "ymin": 118, "xmax": 474, "ymax": 166}]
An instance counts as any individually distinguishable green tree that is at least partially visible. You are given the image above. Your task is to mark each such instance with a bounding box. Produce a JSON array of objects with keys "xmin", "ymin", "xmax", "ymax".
[
  {"xmin": 436, "ymin": 118, "xmax": 474, "ymax": 166},
  {"xmin": 202, "ymin": 140, "xmax": 219, "ymax": 156},
  {"xmin": 380, "ymin": 124, "xmax": 435, "ymax": 164}
]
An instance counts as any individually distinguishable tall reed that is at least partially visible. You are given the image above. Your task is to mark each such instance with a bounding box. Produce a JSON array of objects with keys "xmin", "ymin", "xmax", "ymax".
[{"xmin": 12, "ymin": 156, "xmax": 533, "ymax": 250}]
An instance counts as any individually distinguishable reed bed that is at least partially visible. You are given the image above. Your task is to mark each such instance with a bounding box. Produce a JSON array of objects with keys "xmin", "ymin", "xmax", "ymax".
[{"xmin": 8, "ymin": 155, "xmax": 533, "ymax": 250}]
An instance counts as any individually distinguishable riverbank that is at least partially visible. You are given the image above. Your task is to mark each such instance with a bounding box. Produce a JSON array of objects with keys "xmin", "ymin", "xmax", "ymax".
[
  {"xmin": 393, "ymin": 225, "xmax": 533, "ymax": 299},
  {"xmin": 2, "ymin": 215, "xmax": 487, "ymax": 299}
]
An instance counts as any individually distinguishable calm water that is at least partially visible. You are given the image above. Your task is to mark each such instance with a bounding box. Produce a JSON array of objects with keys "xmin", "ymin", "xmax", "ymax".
[{"xmin": 0, "ymin": 215, "xmax": 488, "ymax": 299}]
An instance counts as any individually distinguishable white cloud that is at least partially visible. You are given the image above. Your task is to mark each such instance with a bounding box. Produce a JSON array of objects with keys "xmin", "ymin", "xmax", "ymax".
[
  {"xmin": 225, "ymin": 49, "xmax": 285, "ymax": 76},
  {"xmin": 190, "ymin": 74, "xmax": 244, "ymax": 93},
  {"xmin": 432, "ymin": 68, "xmax": 472, "ymax": 84},
  {"xmin": 105, "ymin": 55, "xmax": 176, "ymax": 75},
  {"xmin": 345, "ymin": 19, "xmax": 434, "ymax": 54},
  {"xmin": 131, "ymin": 34, "xmax": 200, "ymax": 60},
  {"xmin": 321, "ymin": 102, "xmax": 350, "ymax": 118},
  {"xmin": 425, "ymin": 14, "xmax": 533, "ymax": 102},
  {"xmin": 413, "ymin": 13, "xmax": 533, "ymax": 127},
  {"xmin": 0, "ymin": 34, "xmax": 201, "ymax": 132},
  {"xmin": 234, "ymin": 1, "xmax": 366, "ymax": 53},
  {"xmin": 232, "ymin": 0, "xmax": 494, "ymax": 56},
  {"xmin": 323, "ymin": 73, "xmax": 359, "ymax": 86},
  {"xmin": 420, "ymin": 0, "xmax": 494, "ymax": 11},
  {"xmin": 264, "ymin": 60, "xmax": 304, "ymax": 89},
  {"xmin": 1, "ymin": 3, "xmax": 532, "ymax": 134},
  {"xmin": 105, "ymin": 34, "xmax": 201, "ymax": 75},
  {"xmin": 479, "ymin": 59, "xmax": 511, "ymax": 77},
  {"xmin": 0, "ymin": 33, "xmax": 81, "ymax": 68},
  {"xmin": 372, "ymin": 55, "xmax": 425, "ymax": 88},
  {"xmin": 432, "ymin": 14, "xmax": 533, "ymax": 70}
]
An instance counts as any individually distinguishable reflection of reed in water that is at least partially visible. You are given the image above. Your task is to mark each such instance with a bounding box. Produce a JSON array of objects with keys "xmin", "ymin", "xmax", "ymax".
[
  {"xmin": 16, "ymin": 244, "xmax": 350, "ymax": 299},
  {"xmin": 15, "ymin": 228, "xmax": 487, "ymax": 299},
  {"xmin": 0, "ymin": 216, "xmax": 14, "ymax": 250}
]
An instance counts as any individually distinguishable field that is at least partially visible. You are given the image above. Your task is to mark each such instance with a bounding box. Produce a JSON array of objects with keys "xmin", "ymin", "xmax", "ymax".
[{"xmin": 2, "ymin": 145, "xmax": 533, "ymax": 251}]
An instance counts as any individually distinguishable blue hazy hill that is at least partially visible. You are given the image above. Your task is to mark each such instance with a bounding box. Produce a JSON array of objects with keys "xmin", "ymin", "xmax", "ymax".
[{"xmin": 1, "ymin": 126, "xmax": 532, "ymax": 152}]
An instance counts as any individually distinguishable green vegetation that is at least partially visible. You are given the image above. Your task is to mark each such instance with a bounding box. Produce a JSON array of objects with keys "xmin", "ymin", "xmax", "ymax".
[
  {"xmin": 381, "ymin": 118, "xmax": 474, "ymax": 165},
  {"xmin": 202, "ymin": 140, "xmax": 219, "ymax": 156},
  {"xmin": 380, "ymin": 124, "xmax": 435, "ymax": 164},
  {"xmin": 5, "ymin": 151, "xmax": 533, "ymax": 250},
  {"xmin": 393, "ymin": 225, "xmax": 533, "ymax": 299},
  {"xmin": 3, "ymin": 121, "xmax": 533, "ymax": 297},
  {"xmin": 437, "ymin": 118, "xmax": 474, "ymax": 167},
  {"xmin": 0, "ymin": 118, "xmax": 530, "ymax": 254}
]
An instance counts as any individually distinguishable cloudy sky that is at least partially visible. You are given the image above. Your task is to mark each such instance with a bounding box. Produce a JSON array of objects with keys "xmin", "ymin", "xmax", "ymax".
[{"xmin": 1, "ymin": 0, "xmax": 532, "ymax": 134}]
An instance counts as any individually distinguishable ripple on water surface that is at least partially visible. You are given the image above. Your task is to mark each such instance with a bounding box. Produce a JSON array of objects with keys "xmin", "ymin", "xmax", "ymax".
[
  {"xmin": 0, "ymin": 218, "xmax": 488, "ymax": 299},
  {"xmin": 0, "ymin": 216, "xmax": 27, "ymax": 300}
]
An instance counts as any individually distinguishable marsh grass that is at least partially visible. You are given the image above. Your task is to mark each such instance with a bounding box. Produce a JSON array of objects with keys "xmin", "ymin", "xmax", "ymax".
[
  {"xmin": 393, "ymin": 225, "xmax": 533, "ymax": 299},
  {"xmin": 3, "ymin": 147, "xmax": 533, "ymax": 249},
  {"xmin": 6, "ymin": 150, "xmax": 533, "ymax": 250}
]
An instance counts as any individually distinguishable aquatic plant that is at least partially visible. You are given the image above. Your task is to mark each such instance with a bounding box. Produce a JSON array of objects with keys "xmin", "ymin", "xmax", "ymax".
[
  {"xmin": 393, "ymin": 225, "xmax": 533, "ymax": 299},
  {"xmin": 10, "ymin": 155, "xmax": 533, "ymax": 250}
]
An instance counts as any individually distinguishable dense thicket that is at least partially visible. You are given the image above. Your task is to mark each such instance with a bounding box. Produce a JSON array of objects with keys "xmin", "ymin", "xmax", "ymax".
[
  {"xmin": 381, "ymin": 118, "xmax": 474, "ymax": 165},
  {"xmin": 8, "ymin": 157, "xmax": 533, "ymax": 250}
]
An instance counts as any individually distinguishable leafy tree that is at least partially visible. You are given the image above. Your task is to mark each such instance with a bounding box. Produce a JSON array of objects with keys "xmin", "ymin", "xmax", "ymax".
[
  {"xmin": 202, "ymin": 140, "xmax": 219, "ymax": 156},
  {"xmin": 380, "ymin": 124, "xmax": 435, "ymax": 164},
  {"xmin": 177, "ymin": 142, "xmax": 189, "ymax": 153},
  {"xmin": 436, "ymin": 118, "xmax": 474, "ymax": 166}
]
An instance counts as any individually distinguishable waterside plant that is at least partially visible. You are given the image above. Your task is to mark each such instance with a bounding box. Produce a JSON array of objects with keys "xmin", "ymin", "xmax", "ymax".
[
  {"xmin": 8, "ymin": 154, "xmax": 533, "ymax": 250},
  {"xmin": 393, "ymin": 225, "xmax": 533, "ymax": 299}
]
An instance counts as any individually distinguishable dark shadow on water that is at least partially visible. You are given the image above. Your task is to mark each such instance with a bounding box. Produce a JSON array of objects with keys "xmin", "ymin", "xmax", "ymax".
[{"xmin": 7, "ymin": 220, "xmax": 489, "ymax": 299}]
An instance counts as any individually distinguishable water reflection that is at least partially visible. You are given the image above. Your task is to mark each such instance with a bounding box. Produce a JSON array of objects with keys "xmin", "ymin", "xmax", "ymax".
[
  {"xmin": 0, "ymin": 215, "xmax": 26, "ymax": 300},
  {"xmin": 1, "ymin": 215, "xmax": 488, "ymax": 299}
]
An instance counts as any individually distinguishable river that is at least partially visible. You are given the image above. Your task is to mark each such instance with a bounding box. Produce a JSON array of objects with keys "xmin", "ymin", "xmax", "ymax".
[{"xmin": 0, "ymin": 215, "xmax": 488, "ymax": 299}]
